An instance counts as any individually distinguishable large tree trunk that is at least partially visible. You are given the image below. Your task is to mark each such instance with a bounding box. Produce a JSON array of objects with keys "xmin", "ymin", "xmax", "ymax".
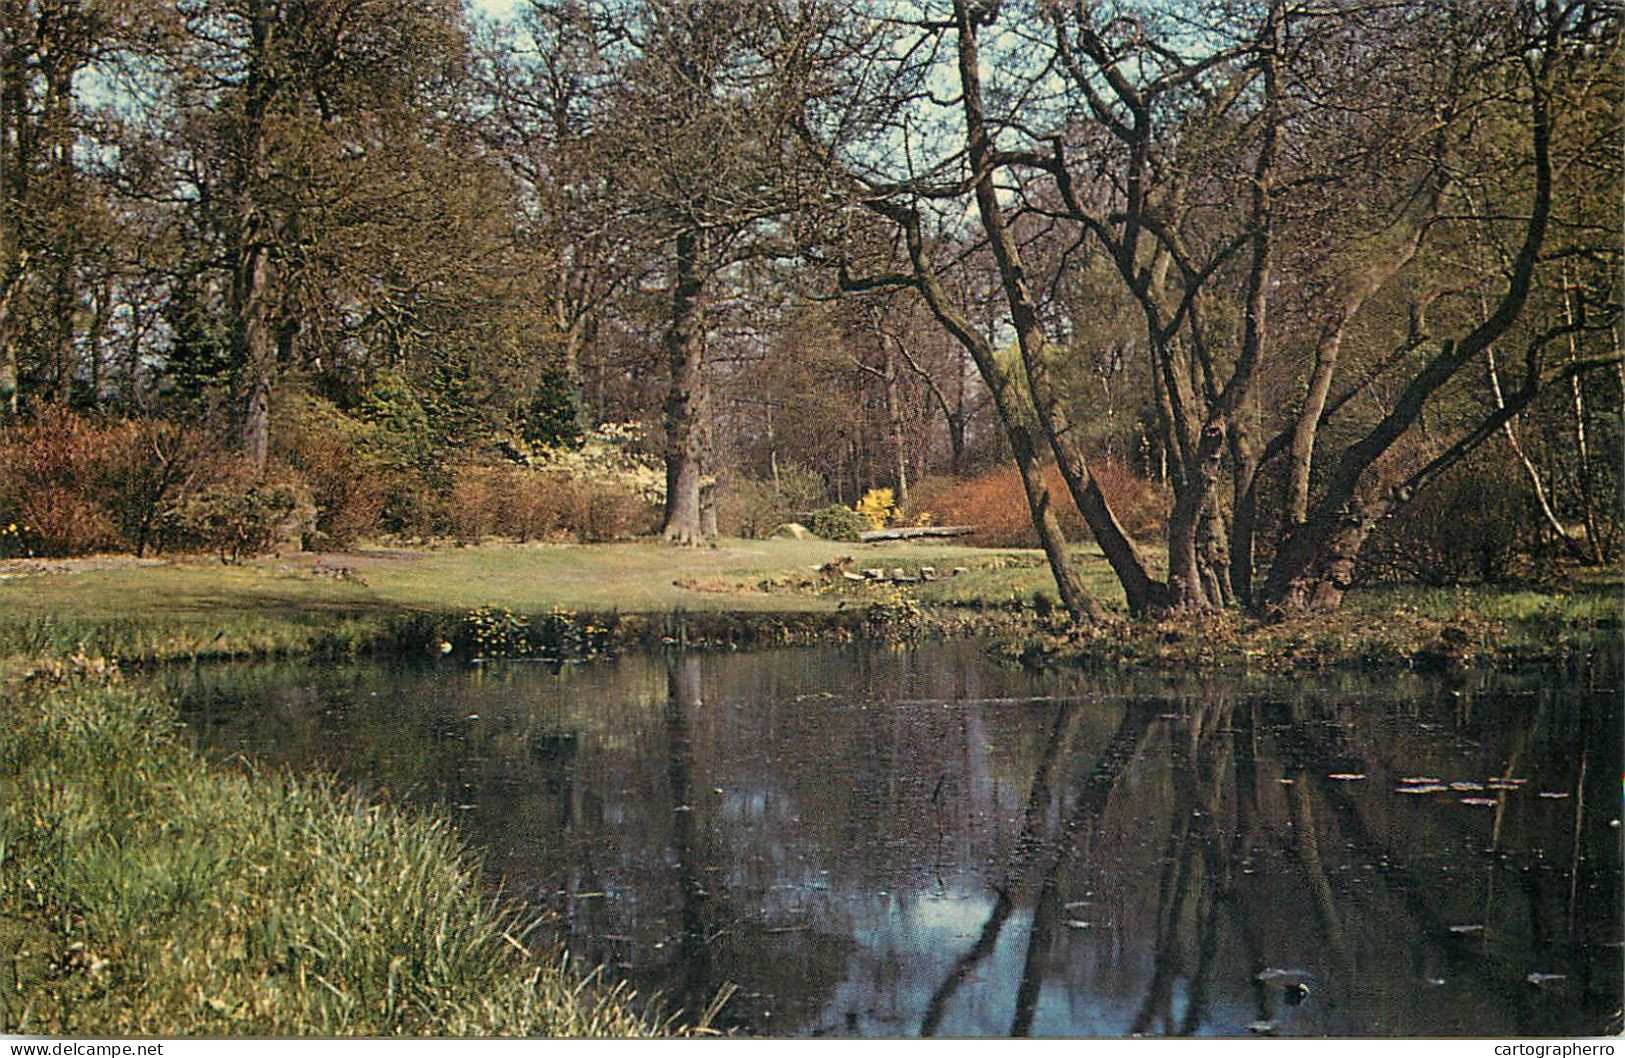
[
  {"xmin": 661, "ymin": 229, "xmax": 707, "ymax": 544},
  {"xmin": 0, "ymin": 259, "xmax": 21, "ymax": 421},
  {"xmin": 233, "ymin": 242, "xmax": 275, "ymax": 469},
  {"xmin": 1268, "ymin": 498, "xmax": 1384, "ymax": 614},
  {"xmin": 45, "ymin": 56, "xmax": 76, "ymax": 407},
  {"xmin": 231, "ymin": 0, "xmax": 278, "ymax": 472}
]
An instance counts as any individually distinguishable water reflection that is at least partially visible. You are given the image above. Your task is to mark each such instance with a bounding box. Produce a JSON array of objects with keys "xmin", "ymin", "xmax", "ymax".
[{"xmin": 162, "ymin": 642, "xmax": 1622, "ymax": 1037}]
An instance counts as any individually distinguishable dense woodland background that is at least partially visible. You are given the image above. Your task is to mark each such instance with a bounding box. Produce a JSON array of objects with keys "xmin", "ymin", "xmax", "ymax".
[{"xmin": 0, "ymin": 0, "xmax": 1618, "ymax": 617}]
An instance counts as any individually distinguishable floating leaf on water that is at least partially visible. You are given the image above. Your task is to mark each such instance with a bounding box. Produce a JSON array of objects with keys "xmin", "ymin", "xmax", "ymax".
[
  {"xmin": 1395, "ymin": 784, "xmax": 1449, "ymax": 794},
  {"xmin": 1400, "ymin": 777, "xmax": 1444, "ymax": 785},
  {"xmin": 1065, "ymin": 920, "xmax": 1092, "ymax": 930},
  {"xmin": 1526, "ymin": 973, "xmax": 1567, "ymax": 986},
  {"xmin": 1064, "ymin": 900, "xmax": 1093, "ymax": 910},
  {"xmin": 1255, "ymin": 968, "xmax": 1312, "ymax": 982},
  {"xmin": 1450, "ymin": 781, "xmax": 1486, "ymax": 792},
  {"xmin": 1423, "ymin": 977, "xmax": 1447, "ymax": 987},
  {"xmin": 1328, "ymin": 773, "xmax": 1367, "ymax": 781},
  {"xmin": 1537, "ymin": 791, "xmax": 1571, "ymax": 799},
  {"xmin": 1459, "ymin": 797, "xmax": 1497, "ymax": 807},
  {"xmin": 1447, "ymin": 924, "xmax": 1484, "ymax": 934},
  {"xmin": 1246, "ymin": 1021, "xmax": 1279, "ymax": 1036}
]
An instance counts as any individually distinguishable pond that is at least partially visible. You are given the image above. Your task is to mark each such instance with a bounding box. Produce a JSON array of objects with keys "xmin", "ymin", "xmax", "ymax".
[{"xmin": 158, "ymin": 641, "xmax": 1622, "ymax": 1038}]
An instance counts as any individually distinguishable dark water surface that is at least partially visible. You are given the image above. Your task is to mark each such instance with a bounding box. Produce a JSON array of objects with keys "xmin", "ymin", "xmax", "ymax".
[{"xmin": 158, "ymin": 642, "xmax": 1623, "ymax": 1038}]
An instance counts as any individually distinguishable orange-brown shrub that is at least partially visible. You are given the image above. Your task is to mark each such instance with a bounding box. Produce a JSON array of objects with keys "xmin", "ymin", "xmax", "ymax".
[
  {"xmin": 0, "ymin": 405, "xmax": 322, "ymax": 560},
  {"xmin": 446, "ymin": 462, "xmax": 656, "ymax": 545},
  {"xmin": 0, "ymin": 406, "xmax": 228, "ymax": 557},
  {"xmin": 13, "ymin": 485, "xmax": 121, "ymax": 557},
  {"xmin": 906, "ymin": 460, "xmax": 1169, "ymax": 548}
]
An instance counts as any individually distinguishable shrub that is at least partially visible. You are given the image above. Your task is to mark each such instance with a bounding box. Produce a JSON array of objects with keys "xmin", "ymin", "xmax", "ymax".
[
  {"xmin": 906, "ymin": 460, "xmax": 1169, "ymax": 548},
  {"xmin": 445, "ymin": 462, "xmax": 656, "ymax": 545},
  {"xmin": 12, "ymin": 486, "xmax": 120, "ymax": 557},
  {"xmin": 447, "ymin": 463, "xmax": 503, "ymax": 545},
  {"xmin": 0, "ymin": 406, "xmax": 224, "ymax": 557},
  {"xmin": 101, "ymin": 420, "xmax": 222, "ymax": 557},
  {"xmin": 274, "ymin": 395, "xmax": 388, "ymax": 550},
  {"xmin": 1361, "ymin": 453, "xmax": 1539, "ymax": 585},
  {"xmin": 716, "ymin": 464, "xmax": 828, "ymax": 538},
  {"xmin": 806, "ymin": 504, "xmax": 870, "ymax": 541},
  {"xmin": 856, "ymin": 487, "xmax": 896, "ymax": 530},
  {"xmin": 514, "ymin": 421, "xmax": 665, "ymax": 507},
  {"xmin": 163, "ymin": 466, "xmax": 315, "ymax": 563}
]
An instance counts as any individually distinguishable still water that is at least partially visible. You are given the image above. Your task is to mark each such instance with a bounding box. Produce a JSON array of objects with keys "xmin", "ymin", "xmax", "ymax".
[{"xmin": 160, "ymin": 642, "xmax": 1622, "ymax": 1038}]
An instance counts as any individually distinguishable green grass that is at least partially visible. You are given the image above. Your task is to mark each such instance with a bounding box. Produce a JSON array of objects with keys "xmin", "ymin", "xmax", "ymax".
[
  {"xmin": 0, "ymin": 675, "xmax": 666, "ymax": 1037},
  {"xmin": 0, "ymin": 539, "xmax": 1116, "ymax": 665},
  {"xmin": 1007, "ymin": 569, "xmax": 1622, "ymax": 673},
  {"xmin": 0, "ymin": 538, "xmax": 1612, "ymax": 673}
]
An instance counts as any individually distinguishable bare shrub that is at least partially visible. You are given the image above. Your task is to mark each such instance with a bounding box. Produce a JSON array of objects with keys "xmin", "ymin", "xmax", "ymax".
[
  {"xmin": 0, "ymin": 406, "xmax": 223, "ymax": 557},
  {"xmin": 907, "ymin": 461, "xmax": 1168, "ymax": 548},
  {"xmin": 445, "ymin": 462, "xmax": 655, "ymax": 544},
  {"xmin": 1361, "ymin": 452, "xmax": 1539, "ymax": 585}
]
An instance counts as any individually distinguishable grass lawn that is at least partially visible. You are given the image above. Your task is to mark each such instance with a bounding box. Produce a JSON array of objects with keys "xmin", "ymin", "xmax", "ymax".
[
  {"xmin": 0, "ymin": 538, "xmax": 1118, "ymax": 665},
  {"xmin": 0, "ymin": 536, "xmax": 1613, "ymax": 672}
]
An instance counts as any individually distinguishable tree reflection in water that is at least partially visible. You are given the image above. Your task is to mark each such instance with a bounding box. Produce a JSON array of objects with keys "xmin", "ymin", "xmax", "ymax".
[{"xmin": 167, "ymin": 642, "xmax": 1622, "ymax": 1038}]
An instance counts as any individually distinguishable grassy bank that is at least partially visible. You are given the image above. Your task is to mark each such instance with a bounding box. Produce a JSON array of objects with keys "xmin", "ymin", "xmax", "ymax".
[
  {"xmin": 0, "ymin": 671, "xmax": 667, "ymax": 1037},
  {"xmin": 0, "ymin": 539, "xmax": 1615, "ymax": 674},
  {"xmin": 0, "ymin": 539, "xmax": 1098, "ymax": 668},
  {"xmin": 1003, "ymin": 571, "xmax": 1623, "ymax": 673}
]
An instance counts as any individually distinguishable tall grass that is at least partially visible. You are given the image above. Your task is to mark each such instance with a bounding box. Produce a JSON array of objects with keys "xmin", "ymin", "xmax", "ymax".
[
  {"xmin": 0, "ymin": 610, "xmax": 454, "ymax": 673},
  {"xmin": 0, "ymin": 676, "xmax": 662, "ymax": 1037}
]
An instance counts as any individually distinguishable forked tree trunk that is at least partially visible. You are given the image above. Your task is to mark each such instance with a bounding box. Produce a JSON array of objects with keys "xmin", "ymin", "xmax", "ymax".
[{"xmin": 1261, "ymin": 47, "xmax": 1555, "ymax": 616}]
